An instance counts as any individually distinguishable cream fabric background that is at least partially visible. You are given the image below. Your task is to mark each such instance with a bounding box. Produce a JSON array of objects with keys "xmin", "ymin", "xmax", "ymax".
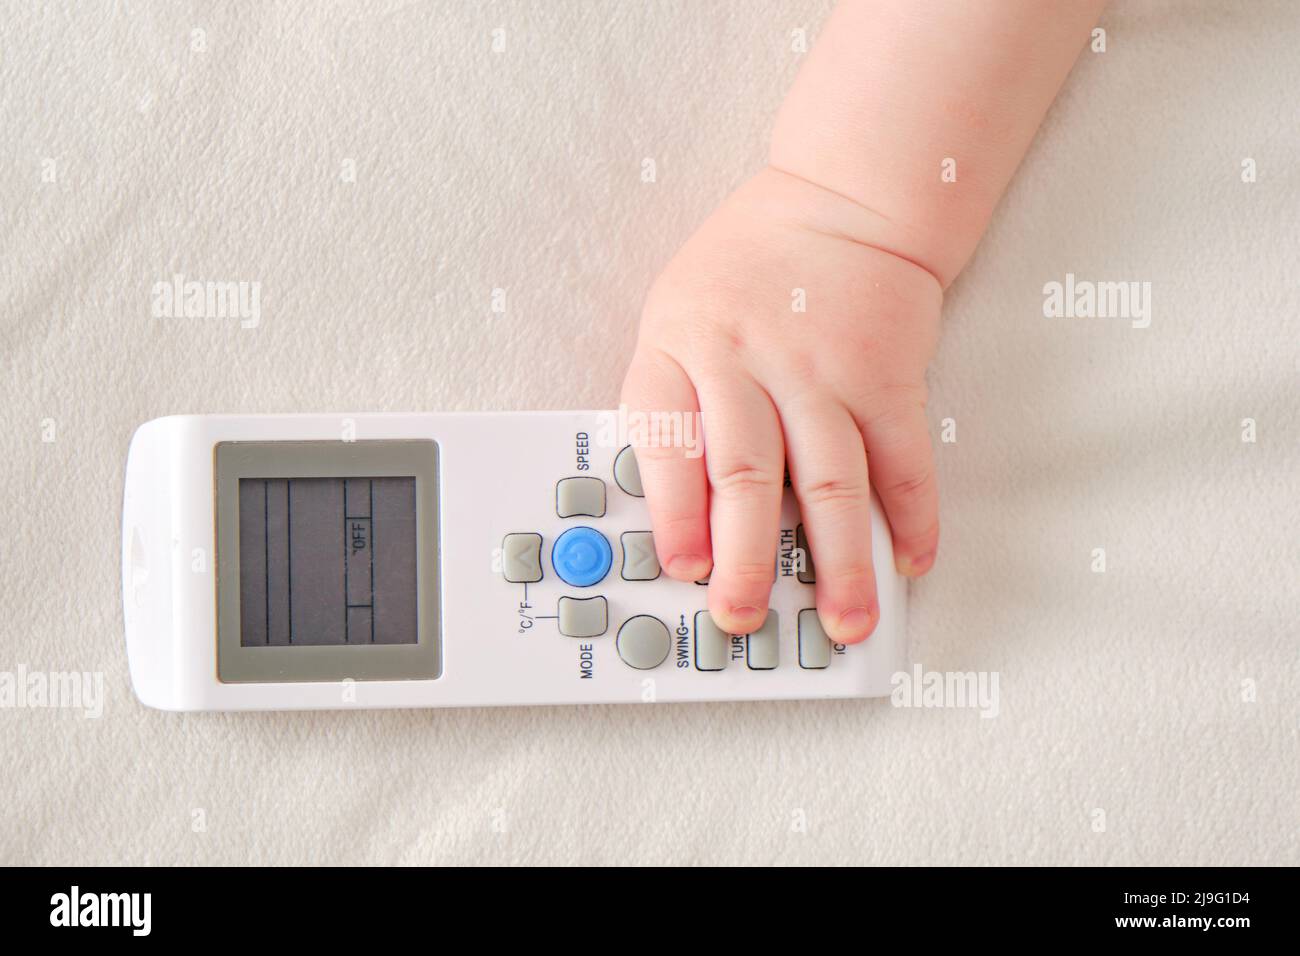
[{"xmin": 2, "ymin": 1, "xmax": 1296, "ymax": 865}]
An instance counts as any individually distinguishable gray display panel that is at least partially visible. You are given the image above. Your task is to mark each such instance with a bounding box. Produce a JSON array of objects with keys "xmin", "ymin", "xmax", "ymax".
[
  {"xmin": 215, "ymin": 440, "xmax": 440, "ymax": 683},
  {"xmin": 237, "ymin": 477, "xmax": 417, "ymax": 646}
]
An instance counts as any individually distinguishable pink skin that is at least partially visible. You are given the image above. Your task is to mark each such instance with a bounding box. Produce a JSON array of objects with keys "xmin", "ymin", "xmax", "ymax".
[{"xmin": 621, "ymin": 0, "xmax": 1106, "ymax": 643}]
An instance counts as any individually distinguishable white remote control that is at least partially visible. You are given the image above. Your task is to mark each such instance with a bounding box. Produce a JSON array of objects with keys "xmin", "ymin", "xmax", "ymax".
[{"xmin": 122, "ymin": 412, "xmax": 906, "ymax": 711}]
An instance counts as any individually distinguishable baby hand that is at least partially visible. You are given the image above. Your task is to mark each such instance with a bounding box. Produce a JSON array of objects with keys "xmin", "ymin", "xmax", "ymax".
[{"xmin": 621, "ymin": 166, "xmax": 943, "ymax": 644}]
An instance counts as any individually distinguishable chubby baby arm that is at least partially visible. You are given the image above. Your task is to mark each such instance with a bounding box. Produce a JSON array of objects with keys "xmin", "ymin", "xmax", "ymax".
[{"xmin": 621, "ymin": 0, "xmax": 1106, "ymax": 643}]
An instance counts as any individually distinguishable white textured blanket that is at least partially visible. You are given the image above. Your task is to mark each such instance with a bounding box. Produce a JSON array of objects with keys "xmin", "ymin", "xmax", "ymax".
[{"xmin": 1, "ymin": 0, "xmax": 1296, "ymax": 865}]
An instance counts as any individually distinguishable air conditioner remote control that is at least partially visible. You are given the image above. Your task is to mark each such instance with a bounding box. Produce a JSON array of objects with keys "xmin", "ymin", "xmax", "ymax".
[{"xmin": 122, "ymin": 412, "xmax": 906, "ymax": 711}]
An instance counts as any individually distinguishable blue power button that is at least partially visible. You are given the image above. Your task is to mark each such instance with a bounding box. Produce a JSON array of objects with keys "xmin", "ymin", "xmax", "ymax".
[{"xmin": 551, "ymin": 527, "xmax": 613, "ymax": 587}]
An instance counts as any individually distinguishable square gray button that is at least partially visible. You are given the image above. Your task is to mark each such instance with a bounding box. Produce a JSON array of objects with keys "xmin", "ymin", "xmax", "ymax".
[
  {"xmin": 694, "ymin": 611, "xmax": 728, "ymax": 671},
  {"xmin": 796, "ymin": 524, "xmax": 816, "ymax": 584},
  {"xmin": 797, "ymin": 608, "xmax": 832, "ymax": 669},
  {"xmin": 613, "ymin": 445, "xmax": 643, "ymax": 497},
  {"xmin": 746, "ymin": 612, "xmax": 779, "ymax": 670},
  {"xmin": 558, "ymin": 595, "xmax": 608, "ymax": 638},
  {"xmin": 501, "ymin": 533, "xmax": 543, "ymax": 583},
  {"xmin": 620, "ymin": 531, "xmax": 660, "ymax": 581},
  {"xmin": 556, "ymin": 477, "xmax": 606, "ymax": 518}
]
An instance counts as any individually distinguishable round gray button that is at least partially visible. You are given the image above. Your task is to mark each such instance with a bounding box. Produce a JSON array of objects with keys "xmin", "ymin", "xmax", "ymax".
[
  {"xmin": 616, "ymin": 615, "xmax": 670, "ymax": 670},
  {"xmin": 613, "ymin": 445, "xmax": 644, "ymax": 497}
]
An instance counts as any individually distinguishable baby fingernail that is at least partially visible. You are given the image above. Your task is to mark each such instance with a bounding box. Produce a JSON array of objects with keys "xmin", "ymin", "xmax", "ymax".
[
  {"xmin": 838, "ymin": 605, "xmax": 877, "ymax": 640},
  {"xmin": 898, "ymin": 551, "xmax": 934, "ymax": 577},
  {"xmin": 667, "ymin": 554, "xmax": 711, "ymax": 580}
]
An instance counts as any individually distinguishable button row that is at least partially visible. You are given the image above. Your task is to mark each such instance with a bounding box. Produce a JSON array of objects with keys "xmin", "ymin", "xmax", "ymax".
[
  {"xmin": 606, "ymin": 611, "xmax": 837, "ymax": 671},
  {"xmin": 696, "ymin": 610, "xmax": 832, "ymax": 671},
  {"xmin": 546, "ymin": 503, "xmax": 816, "ymax": 586},
  {"xmin": 549, "ymin": 605, "xmax": 836, "ymax": 671},
  {"xmin": 502, "ymin": 529, "xmax": 661, "ymax": 587}
]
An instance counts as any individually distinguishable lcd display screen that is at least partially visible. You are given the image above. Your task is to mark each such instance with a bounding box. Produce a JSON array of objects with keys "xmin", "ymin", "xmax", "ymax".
[{"xmin": 236, "ymin": 476, "xmax": 418, "ymax": 646}]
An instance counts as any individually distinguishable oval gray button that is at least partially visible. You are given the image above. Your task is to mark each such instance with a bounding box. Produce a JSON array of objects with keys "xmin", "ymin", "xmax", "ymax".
[
  {"xmin": 613, "ymin": 445, "xmax": 644, "ymax": 497},
  {"xmin": 616, "ymin": 615, "xmax": 670, "ymax": 669}
]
